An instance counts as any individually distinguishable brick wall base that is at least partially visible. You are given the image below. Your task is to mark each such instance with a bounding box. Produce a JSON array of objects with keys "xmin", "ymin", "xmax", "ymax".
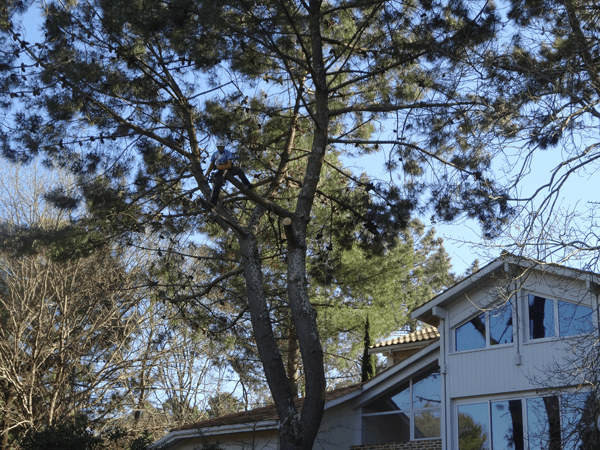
[{"xmin": 350, "ymin": 439, "xmax": 442, "ymax": 450}]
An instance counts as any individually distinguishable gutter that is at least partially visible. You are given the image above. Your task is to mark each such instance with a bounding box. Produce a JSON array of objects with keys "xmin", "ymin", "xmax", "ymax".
[{"xmin": 151, "ymin": 420, "xmax": 279, "ymax": 449}]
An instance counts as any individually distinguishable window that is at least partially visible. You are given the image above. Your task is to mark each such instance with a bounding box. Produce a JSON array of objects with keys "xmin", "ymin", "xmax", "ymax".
[
  {"xmin": 458, "ymin": 393, "xmax": 596, "ymax": 450},
  {"xmin": 455, "ymin": 302, "xmax": 513, "ymax": 352},
  {"xmin": 528, "ymin": 294, "xmax": 594, "ymax": 340},
  {"xmin": 362, "ymin": 366, "xmax": 441, "ymax": 445},
  {"xmin": 457, "ymin": 403, "xmax": 489, "ymax": 450},
  {"xmin": 526, "ymin": 397, "xmax": 561, "ymax": 450},
  {"xmin": 491, "ymin": 399, "xmax": 524, "ymax": 450}
]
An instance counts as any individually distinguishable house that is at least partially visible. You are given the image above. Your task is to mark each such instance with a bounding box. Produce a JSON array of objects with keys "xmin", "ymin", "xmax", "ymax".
[{"xmin": 153, "ymin": 254, "xmax": 600, "ymax": 450}]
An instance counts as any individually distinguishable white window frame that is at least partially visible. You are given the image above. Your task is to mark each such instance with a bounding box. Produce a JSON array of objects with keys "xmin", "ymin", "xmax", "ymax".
[
  {"xmin": 525, "ymin": 292, "xmax": 594, "ymax": 343},
  {"xmin": 455, "ymin": 390, "xmax": 592, "ymax": 450},
  {"xmin": 453, "ymin": 300, "xmax": 515, "ymax": 353},
  {"xmin": 361, "ymin": 366, "xmax": 441, "ymax": 442}
]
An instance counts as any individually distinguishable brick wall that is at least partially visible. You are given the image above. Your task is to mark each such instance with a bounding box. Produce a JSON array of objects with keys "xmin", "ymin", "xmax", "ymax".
[{"xmin": 350, "ymin": 439, "xmax": 442, "ymax": 450}]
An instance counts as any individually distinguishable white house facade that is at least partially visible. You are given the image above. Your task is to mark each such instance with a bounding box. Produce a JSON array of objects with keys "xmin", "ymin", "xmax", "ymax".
[{"xmin": 153, "ymin": 254, "xmax": 600, "ymax": 450}]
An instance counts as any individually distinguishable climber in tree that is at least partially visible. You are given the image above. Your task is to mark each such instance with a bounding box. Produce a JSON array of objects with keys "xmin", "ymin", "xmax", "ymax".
[{"xmin": 205, "ymin": 138, "xmax": 253, "ymax": 206}]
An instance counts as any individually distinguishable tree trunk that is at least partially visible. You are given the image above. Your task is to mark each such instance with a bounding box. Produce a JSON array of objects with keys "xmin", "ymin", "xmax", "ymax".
[
  {"xmin": 286, "ymin": 323, "xmax": 301, "ymax": 399},
  {"xmin": 238, "ymin": 233, "xmax": 302, "ymax": 448}
]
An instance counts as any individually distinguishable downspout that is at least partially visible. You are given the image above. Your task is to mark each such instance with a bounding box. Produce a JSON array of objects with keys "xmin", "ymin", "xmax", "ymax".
[
  {"xmin": 505, "ymin": 263, "xmax": 522, "ymax": 366},
  {"xmin": 432, "ymin": 306, "xmax": 448, "ymax": 450}
]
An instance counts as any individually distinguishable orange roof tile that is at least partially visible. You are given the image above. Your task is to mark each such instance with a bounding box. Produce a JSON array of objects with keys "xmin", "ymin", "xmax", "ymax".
[{"xmin": 370, "ymin": 327, "xmax": 439, "ymax": 349}]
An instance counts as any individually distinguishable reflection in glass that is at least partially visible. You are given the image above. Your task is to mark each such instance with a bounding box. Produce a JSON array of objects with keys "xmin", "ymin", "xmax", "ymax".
[
  {"xmin": 414, "ymin": 411, "xmax": 440, "ymax": 439},
  {"xmin": 491, "ymin": 399, "xmax": 524, "ymax": 450},
  {"xmin": 526, "ymin": 397, "xmax": 561, "ymax": 450},
  {"xmin": 413, "ymin": 367, "xmax": 441, "ymax": 409},
  {"xmin": 456, "ymin": 313, "xmax": 486, "ymax": 351},
  {"xmin": 558, "ymin": 301, "xmax": 593, "ymax": 337},
  {"xmin": 490, "ymin": 302, "xmax": 513, "ymax": 346},
  {"xmin": 529, "ymin": 295, "xmax": 555, "ymax": 340},
  {"xmin": 560, "ymin": 392, "xmax": 597, "ymax": 450},
  {"xmin": 363, "ymin": 382, "xmax": 410, "ymax": 413},
  {"xmin": 458, "ymin": 403, "xmax": 490, "ymax": 450},
  {"xmin": 362, "ymin": 413, "xmax": 410, "ymax": 444}
]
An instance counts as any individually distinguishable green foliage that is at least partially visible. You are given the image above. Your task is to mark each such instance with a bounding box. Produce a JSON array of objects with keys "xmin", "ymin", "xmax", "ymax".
[
  {"xmin": 125, "ymin": 431, "xmax": 155, "ymax": 450},
  {"xmin": 457, "ymin": 413, "xmax": 488, "ymax": 450},
  {"xmin": 20, "ymin": 417, "xmax": 157, "ymax": 450},
  {"xmin": 19, "ymin": 415, "xmax": 103, "ymax": 450},
  {"xmin": 314, "ymin": 219, "xmax": 454, "ymax": 383},
  {"xmin": 207, "ymin": 393, "xmax": 244, "ymax": 419},
  {"xmin": 0, "ymin": 0, "xmax": 505, "ymax": 446}
]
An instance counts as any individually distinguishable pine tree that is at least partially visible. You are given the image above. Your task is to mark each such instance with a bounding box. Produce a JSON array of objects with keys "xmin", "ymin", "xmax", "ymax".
[
  {"xmin": 448, "ymin": 0, "xmax": 600, "ymax": 269},
  {"xmin": 2, "ymin": 1, "xmax": 502, "ymax": 448},
  {"xmin": 361, "ymin": 316, "xmax": 377, "ymax": 383}
]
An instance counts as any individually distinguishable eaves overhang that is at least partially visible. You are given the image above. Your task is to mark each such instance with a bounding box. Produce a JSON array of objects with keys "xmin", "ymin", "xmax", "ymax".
[
  {"xmin": 411, "ymin": 258, "xmax": 506, "ymax": 326},
  {"xmin": 411, "ymin": 252, "xmax": 600, "ymax": 326},
  {"xmin": 150, "ymin": 420, "xmax": 279, "ymax": 449},
  {"xmin": 354, "ymin": 340, "xmax": 440, "ymax": 408}
]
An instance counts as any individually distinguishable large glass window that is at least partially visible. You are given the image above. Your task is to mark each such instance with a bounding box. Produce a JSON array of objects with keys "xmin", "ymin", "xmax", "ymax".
[
  {"xmin": 528, "ymin": 295, "xmax": 594, "ymax": 341},
  {"xmin": 458, "ymin": 403, "xmax": 490, "ymax": 450},
  {"xmin": 558, "ymin": 301, "xmax": 594, "ymax": 337},
  {"xmin": 560, "ymin": 391, "xmax": 597, "ymax": 450},
  {"xmin": 456, "ymin": 313, "xmax": 486, "ymax": 351},
  {"xmin": 455, "ymin": 302, "xmax": 513, "ymax": 352},
  {"xmin": 526, "ymin": 397, "xmax": 561, "ymax": 450},
  {"xmin": 362, "ymin": 366, "xmax": 440, "ymax": 445},
  {"xmin": 491, "ymin": 400, "xmax": 524, "ymax": 450},
  {"xmin": 413, "ymin": 369, "xmax": 441, "ymax": 408},
  {"xmin": 489, "ymin": 302, "xmax": 514, "ymax": 346},
  {"xmin": 458, "ymin": 394, "xmax": 597, "ymax": 450},
  {"xmin": 363, "ymin": 381, "xmax": 409, "ymax": 413}
]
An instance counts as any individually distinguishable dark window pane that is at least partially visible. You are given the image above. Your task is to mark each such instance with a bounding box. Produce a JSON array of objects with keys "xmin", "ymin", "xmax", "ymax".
[
  {"xmin": 363, "ymin": 382, "xmax": 410, "ymax": 413},
  {"xmin": 456, "ymin": 313, "xmax": 486, "ymax": 351},
  {"xmin": 413, "ymin": 367, "xmax": 441, "ymax": 409},
  {"xmin": 491, "ymin": 400, "xmax": 524, "ymax": 450},
  {"xmin": 362, "ymin": 413, "xmax": 410, "ymax": 444},
  {"xmin": 558, "ymin": 301, "xmax": 594, "ymax": 337},
  {"xmin": 490, "ymin": 302, "xmax": 513, "ymax": 346},
  {"xmin": 526, "ymin": 397, "xmax": 561, "ymax": 450},
  {"xmin": 414, "ymin": 411, "xmax": 440, "ymax": 439},
  {"xmin": 529, "ymin": 295, "xmax": 555, "ymax": 340},
  {"xmin": 458, "ymin": 403, "xmax": 490, "ymax": 450}
]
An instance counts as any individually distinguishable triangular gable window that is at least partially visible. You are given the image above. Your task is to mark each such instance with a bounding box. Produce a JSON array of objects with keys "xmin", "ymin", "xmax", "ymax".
[{"xmin": 362, "ymin": 366, "xmax": 441, "ymax": 444}]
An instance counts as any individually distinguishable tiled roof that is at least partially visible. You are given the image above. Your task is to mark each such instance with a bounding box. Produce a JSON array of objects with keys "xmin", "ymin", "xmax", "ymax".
[
  {"xmin": 172, "ymin": 383, "xmax": 362, "ymax": 432},
  {"xmin": 370, "ymin": 327, "xmax": 439, "ymax": 349}
]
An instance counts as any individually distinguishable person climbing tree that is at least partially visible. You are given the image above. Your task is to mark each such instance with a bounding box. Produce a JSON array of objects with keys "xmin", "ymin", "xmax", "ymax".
[{"xmin": 205, "ymin": 138, "xmax": 253, "ymax": 205}]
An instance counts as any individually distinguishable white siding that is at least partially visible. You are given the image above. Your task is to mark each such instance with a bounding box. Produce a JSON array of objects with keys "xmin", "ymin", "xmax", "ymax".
[
  {"xmin": 167, "ymin": 429, "xmax": 279, "ymax": 450},
  {"xmin": 443, "ymin": 266, "xmax": 599, "ymax": 449},
  {"xmin": 445, "ymin": 269, "xmax": 597, "ymax": 397},
  {"xmin": 447, "ymin": 345, "xmax": 527, "ymax": 398},
  {"xmin": 314, "ymin": 402, "xmax": 361, "ymax": 450}
]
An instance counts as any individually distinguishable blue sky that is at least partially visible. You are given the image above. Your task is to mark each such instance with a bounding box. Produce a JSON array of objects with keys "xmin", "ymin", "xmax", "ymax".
[{"xmin": 14, "ymin": 3, "xmax": 596, "ymax": 278}]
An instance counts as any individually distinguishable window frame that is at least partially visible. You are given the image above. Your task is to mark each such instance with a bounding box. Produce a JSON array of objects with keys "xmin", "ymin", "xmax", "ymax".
[
  {"xmin": 526, "ymin": 293, "xmax": 594, "ymax": 343},
  {"xmin": 455, "ymin": 391, "xmax": 594, "ymax": 450},
  {"xmin": 361, "ymin": 366, "xmax": 441, "ymax": 443},
  {"xmin": 453, "ymin": 300, "xmax": 515, "ymax": 353}
]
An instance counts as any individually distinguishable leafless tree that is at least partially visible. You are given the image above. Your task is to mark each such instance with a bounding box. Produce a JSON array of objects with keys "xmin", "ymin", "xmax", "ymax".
[{"xmin": 0, "ymin": 164, "xmax": 235, "ymax": 448}]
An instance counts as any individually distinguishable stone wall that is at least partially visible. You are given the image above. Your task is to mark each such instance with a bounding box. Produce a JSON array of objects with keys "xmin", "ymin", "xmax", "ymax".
[{"xmin": 350, "ymin": 439, "xmax": 442, "ymax": 450}]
